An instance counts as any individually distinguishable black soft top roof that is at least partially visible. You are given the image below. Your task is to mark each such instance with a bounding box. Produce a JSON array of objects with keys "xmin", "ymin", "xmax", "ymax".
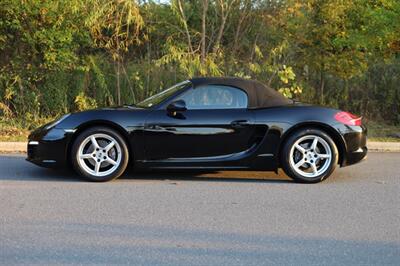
[{"xmin": 189, "ymin": 77, "xmax": 291, "ymax": 108}]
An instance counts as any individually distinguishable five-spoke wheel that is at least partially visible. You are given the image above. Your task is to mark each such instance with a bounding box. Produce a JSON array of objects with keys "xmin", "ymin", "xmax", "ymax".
[
  {"xmin": 77, "ymin": 133, "xmax": 122, "ymax": 177},
  {"xmin": 289, "ymin": 135, "xmax": 332, "ymax": 178},
  {"xmin": 281, "ymin": 128, "xmax": 338, "ymax": 183},
  {"xmin": 71, "ymin": 127, "xmax": 129, "ymax": 182}
]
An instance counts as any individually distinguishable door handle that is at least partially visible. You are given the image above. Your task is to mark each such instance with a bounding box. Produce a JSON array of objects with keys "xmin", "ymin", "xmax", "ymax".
[
  {"xmin": 146, "ymin": 124, "xmax": 164, "ymax": 131},
  {"xmin": 231, "ymin": 120, "xmax": 250, "ymax": 127}
]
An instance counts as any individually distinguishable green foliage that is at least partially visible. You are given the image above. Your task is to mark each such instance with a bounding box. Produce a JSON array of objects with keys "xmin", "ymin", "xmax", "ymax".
[
  {"xmin": 157, "ymin": 40, "xmax": 223, "ymax": 78},
  {"xmin": 74, "ymin": 92, "xmax": 97, "ymax": 111},
  {"xmin": 85, "ymin": 0, "xmax": 144, "ymax": 60},
  {"xmin": 0, "ymin": 0, "xmax": 399, "ymax": 129},
  {"xmin": 85, "ymin": 0, "xmax": 144, "ymax": 105}
]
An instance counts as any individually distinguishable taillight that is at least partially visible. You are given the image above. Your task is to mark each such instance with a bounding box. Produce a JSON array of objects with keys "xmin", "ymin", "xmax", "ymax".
[{"xmin": 334, "ymin": 111, "xmax": 362, "ymax": 126}]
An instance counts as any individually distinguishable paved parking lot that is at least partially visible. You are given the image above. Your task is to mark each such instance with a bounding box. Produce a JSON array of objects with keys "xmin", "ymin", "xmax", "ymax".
[{"xmin": 0, "ymin": 153, "xmax": 399, "ymax": 265}]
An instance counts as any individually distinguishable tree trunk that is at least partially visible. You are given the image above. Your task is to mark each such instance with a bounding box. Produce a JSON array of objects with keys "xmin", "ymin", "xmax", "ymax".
[
  {"xmin": 233, "ymin": 0, "xmax": 250, "ymax": 53},
  {"xmin": 212, "ymin": 0, "xmax": 236, "ymax": 54},
  {"xmin": 16, "ymin": 77, "xmax": 25, "ymax": 114},
  {"xmin": 232, "ymin": 17, "xmax": 243, "ymax": 53},
  {"xmin": 121, "ymin": 63, "xmax": 135, "ymax": 103},
  {"xmin": 201, "ymin": 0, "xmax": 208, "ymax": 64},
  {"xmin": 116, "ymin": 59, "xmax": 121, "ymax": 106},
  {"xmin": 146, "ymin": 29, "xmax": 151, "ymax": 100},
  {"xmin": 177, "ymin": 0, "xmax": 193, "ymax": 53},
  {"xmin": 250, "ymin": 32, "xmax": 259, "ymax": 62},
  {"xmin": 213, "ymin": 16, "xmax": 227, "ymax": 54},
  {"xmin": 320, "ymin": 69, "xmax": 325, "ymax": 105}
]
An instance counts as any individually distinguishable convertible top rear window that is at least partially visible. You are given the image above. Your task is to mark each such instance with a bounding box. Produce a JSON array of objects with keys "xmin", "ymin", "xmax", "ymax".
[{"xmin": 190, "ymin": 77, "xmax": 291, "ymax": 108}]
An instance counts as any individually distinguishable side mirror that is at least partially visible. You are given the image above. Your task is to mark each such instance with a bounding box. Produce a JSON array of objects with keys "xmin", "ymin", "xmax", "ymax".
[{"xmin": 167, "ymin": 100, "xmax": 187, "ymax": 116}]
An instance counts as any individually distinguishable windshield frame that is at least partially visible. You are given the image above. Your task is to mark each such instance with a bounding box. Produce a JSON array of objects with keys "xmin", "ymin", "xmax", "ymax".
[{"xmin": 135, "ymin": 80, "xmax": 192, "ymax": 109}]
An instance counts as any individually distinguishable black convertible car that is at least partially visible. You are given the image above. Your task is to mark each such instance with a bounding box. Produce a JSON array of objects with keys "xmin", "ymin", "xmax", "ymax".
[{"xmin": 27, "ymin": 77, "xmax": 367, "ymax": 183}]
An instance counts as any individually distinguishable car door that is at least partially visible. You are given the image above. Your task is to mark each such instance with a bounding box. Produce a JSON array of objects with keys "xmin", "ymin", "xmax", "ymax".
[{"xmin": 143, "ymin": 85, "xmax": 257, "ymax": 162}]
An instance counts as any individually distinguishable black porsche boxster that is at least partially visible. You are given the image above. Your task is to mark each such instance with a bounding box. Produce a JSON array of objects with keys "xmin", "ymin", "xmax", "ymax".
[{"xmin": 27, "ymin": 77, "xmax": 367, "ymax": 183}]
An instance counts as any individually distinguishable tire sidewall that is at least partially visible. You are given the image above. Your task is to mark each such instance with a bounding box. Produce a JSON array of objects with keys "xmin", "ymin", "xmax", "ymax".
[
  {"xmin": 281, "ymin": 128, "xmax": 338, "ymax": 183},
  {"xmin": 71, "ymin": 127, "xmax": 129, "ymax": 182}
]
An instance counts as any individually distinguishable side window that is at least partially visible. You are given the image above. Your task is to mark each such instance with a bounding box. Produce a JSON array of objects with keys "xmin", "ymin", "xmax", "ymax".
[{"xmin": 177, "ymin": 85, "xmax": 248, "ymax": 110}]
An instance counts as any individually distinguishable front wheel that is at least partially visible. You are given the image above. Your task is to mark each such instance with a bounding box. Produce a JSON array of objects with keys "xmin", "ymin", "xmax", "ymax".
[
  {"xmin": 71, "ymin": 127, "xmax": 129, "ymax": 182},
  {"xmin": 281, "ymin": 128, "xmax": 338, "ymax": 183}
]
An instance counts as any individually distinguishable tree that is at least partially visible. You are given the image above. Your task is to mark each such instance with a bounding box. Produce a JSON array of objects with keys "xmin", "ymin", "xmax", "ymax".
[
  {"xmin": 1, "ymin": 0, "xmax": 399, "ymax": 126},
  {"xmin": 0, "ymin": 0, "xmax": 88, "ymax": 117},
  {"xmin": 201, "ymin": 0, "xmax": 209, "ymax": 64},
  {"xmin": 283, "ymin": 0, "xmax": 400, "ymax": 104},
  {"xmin": 85, "ymin": 0, "xmax": 144, "ymax": 105},
  {"xmin": 212, "ymin": 0, "xmax": 238, "ymax": 54}
]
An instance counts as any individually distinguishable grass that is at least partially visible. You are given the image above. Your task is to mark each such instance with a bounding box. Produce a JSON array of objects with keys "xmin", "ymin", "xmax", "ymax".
[
  {"xmin": 368, "ymin": 137, "xmax": 400, "ymax": 142},
  {"xmin": 0, "ymin": 117, "xmax": 399, "ymax": 142},
  {"xmin": 365, "ymin": 120, "xmax": 400, "ymax": 142},
  {"xmin": 0, "ymin": 117, "xmax": 53, "ymax": 142},
  {"xmin": 0, "ymin": 122, "xmax": 30, "ymax": 142}
]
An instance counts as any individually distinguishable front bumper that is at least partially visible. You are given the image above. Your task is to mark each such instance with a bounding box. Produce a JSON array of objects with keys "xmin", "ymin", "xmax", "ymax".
[{"xmin": 26, "ymin": 127, "xmax": 74, "ymax": 168}]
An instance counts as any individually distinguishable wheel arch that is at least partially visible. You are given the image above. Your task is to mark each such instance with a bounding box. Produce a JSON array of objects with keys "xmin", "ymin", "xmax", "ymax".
[
  {"xmin": 277, "ymin": 122, "xmax": 347, "ymax": 166},
  {"xmin": 66, "ymin": 120, "xmax": 132, "ymax": 166}
]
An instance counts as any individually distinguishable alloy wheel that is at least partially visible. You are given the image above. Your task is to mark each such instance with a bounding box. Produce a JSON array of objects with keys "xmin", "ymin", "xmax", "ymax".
[
  {"xmin": 77, "ymin": 133, "xmax": 122, "ymax": 177},
  {"xmin": 289, "ymin": 135, "xmax": 332, "ymax": 178}
]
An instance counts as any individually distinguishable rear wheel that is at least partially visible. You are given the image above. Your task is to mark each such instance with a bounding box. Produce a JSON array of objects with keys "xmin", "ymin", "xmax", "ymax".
[
  {"xmin": 281, "ymin": 128, "xmax": 338, "ymax": 183},
  {"xmin": 71, "ymin": 127, "xmax": 129, "ymax": 182}
]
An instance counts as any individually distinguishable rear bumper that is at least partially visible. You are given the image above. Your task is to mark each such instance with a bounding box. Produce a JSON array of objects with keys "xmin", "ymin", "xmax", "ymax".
[
  {"xmin": 342, "ymin": 146, "xmax": 368, "ymax": 166},
  {"xmin": 337, "ymin": 124, "xmax": 368, "ymax": 167}
]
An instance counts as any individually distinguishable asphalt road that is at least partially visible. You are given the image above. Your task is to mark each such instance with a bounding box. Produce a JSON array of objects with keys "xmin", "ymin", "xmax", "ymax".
[{"xmin": 0, "ymin": 153, "xmax": 399, "ymax": 265}]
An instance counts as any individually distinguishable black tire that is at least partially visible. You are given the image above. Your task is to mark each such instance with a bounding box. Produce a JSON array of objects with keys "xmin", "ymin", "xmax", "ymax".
[
  {"xmin": 71, "ymin": 126, "xmax": 129, "ymax": 182},
  {"xmin": 280, "ymin": 128, "xmax": 338, "ymax": 183}
]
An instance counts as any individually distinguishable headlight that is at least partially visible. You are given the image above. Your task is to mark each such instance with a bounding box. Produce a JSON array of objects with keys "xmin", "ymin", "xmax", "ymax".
[{"xmin": 45, "ymin": 114, "xmax": 71, "ymax": 130}]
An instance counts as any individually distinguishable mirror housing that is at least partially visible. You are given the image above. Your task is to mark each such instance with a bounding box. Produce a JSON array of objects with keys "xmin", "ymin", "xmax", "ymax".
[{"xmin": 167, "ymin": 100, "xmax": 187, "ymax": 115}]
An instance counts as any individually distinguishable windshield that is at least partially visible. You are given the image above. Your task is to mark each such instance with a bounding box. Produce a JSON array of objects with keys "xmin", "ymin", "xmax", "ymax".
[{"xmin": 136, "ymin": 80, "xmax": 191, "ymax": 108}]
